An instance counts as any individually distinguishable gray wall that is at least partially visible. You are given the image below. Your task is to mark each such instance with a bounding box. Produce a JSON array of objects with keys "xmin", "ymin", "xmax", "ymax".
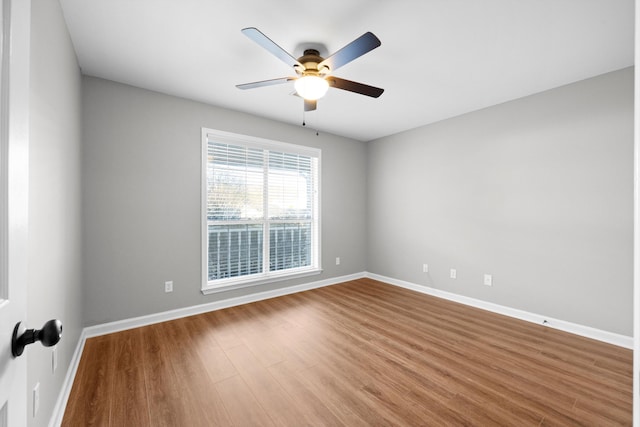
[
  {"xmin": 367, "ymin": 68, "xmax": 634, "ymax": 336},
  {"xmin": 28, "ymin": 0, "xmax": 83, "ymax": 426},
  {"xmin": 83, "ymin": 68, "xmax": 633, "ymax": 335},
  {"xmin": 81, "ymin": 76, "xmax": 367, "ymax": 325}
]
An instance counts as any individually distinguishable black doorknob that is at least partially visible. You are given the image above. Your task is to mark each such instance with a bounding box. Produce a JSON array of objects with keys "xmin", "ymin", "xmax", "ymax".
[{"xmin": 11, "ymin": 319, "xmax": 63, "ymax": 358}]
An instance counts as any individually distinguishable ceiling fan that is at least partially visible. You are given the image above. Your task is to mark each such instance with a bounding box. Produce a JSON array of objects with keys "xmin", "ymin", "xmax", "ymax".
[{"xmin": 236, "ymin": 27, "xmax": 384, "ymax": 112}]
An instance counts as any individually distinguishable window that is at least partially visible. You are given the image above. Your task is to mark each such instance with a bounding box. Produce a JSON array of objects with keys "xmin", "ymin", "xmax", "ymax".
[{"xmin": 202, "ymin": 129, "xmax": 321, "ymax": 294}]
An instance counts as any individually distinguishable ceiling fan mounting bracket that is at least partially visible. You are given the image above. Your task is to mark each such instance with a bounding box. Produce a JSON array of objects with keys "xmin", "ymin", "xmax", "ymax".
[{"xmin": 301, "ymin": 48, "xmax": 322, "ymax": 58}]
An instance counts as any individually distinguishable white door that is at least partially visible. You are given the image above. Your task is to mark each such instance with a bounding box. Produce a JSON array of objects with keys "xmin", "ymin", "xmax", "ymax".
[{"xmin": 0, "ymin": 0, "xmax": 30, "ymax": 426}]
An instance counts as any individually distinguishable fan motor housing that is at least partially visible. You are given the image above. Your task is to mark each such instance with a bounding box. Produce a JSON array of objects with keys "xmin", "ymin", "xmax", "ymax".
[{"xmin": 296, "ymin": 49, "xmax": 327, "ymax": 76}]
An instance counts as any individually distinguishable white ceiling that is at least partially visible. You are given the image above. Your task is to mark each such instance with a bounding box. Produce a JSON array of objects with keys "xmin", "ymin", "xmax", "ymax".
[{"xmin": 59, "ymin": 0, "xmax": 634, "ymax": 142}]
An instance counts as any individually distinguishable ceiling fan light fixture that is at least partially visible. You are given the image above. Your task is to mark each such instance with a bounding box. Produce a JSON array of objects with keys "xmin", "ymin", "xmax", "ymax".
[{"xmin": 294, "ymin": 75, "xmax": 329, "ymax": 101}]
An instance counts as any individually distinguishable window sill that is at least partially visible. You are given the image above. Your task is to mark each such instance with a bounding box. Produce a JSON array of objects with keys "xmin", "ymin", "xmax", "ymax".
[{"xmin": 201, "ymin": 268, "xmax": 323, "ymax": 295}]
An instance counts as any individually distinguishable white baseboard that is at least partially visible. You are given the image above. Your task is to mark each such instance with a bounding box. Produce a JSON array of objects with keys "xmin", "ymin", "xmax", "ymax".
[
  {"xmin": 82, "ymin": 272, "xmax": 365, "ymax": 338},
  {"xmin": 48, "ymin": 328, "xmax": 87, "ymax": 427},
  {"xmin": 364, "ymin": 272, "xmax": 633, "ymax": 349},
  {"xmin": 47, "ymin": 271, "xmax": 364, "ymax": 427},
  {"xmin": 49, "ymin": 270, "xmax": 633, "ymax": 426}
]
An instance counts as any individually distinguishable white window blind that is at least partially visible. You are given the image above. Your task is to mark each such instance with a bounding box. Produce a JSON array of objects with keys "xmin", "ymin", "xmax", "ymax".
[{"xmin": 202, "ymin": 129, "xmax": 321, "ymax": 293}]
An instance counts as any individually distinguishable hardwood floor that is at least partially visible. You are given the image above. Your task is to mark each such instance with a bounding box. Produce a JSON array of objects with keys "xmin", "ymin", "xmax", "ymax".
[{"xmin": 62, "ymin": 278, "xmax": 632, "ymax": 426}]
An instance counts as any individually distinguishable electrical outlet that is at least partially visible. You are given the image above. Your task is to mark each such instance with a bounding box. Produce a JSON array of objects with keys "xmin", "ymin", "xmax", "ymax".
[
  {"xmin": 450, "ymin": 268, "xmax": 457, "ymax": 279},
  {"xmin": 33, "ymin": 383, "xmax": 40, "ymax": 417},
  {"xmin": 165, "ymin": 281, "xmax": 173, "ymax": 293},
  {"xmin": 336, "ymin": 257, "xmax": 340, "ymax": 265},
  {"xmin": 52, "ymin": 347, "xmax": 58, "ymax": 374},
  {"xmin": 483, "ymin": 274, "xmax": 493, "ymax": 286},
  {"xmin": 422, "ymin": 264, "xmax": 429, "ymax": 273}
]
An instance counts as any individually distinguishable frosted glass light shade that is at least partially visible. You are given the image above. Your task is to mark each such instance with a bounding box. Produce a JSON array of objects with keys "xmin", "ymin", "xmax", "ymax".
[{"xmin": 294, "ymin": 76, "xmax": 329, "ymax": 101}]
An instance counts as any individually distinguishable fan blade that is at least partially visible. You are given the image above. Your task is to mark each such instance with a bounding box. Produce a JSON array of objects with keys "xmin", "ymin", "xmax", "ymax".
[
  {"xmin": 291, "ymin": 92, "xmax": 317, "ymax": 111},
  {"xmin": 241, "ymin": 27, "xmax": 302, "ymax": 68},
  {"xmin": 290, "ymin": 91, "xmax": 316, "ymax": 110},
  {"xmin": 318, "ymin": 32, "xmax": 381, "ymax": 72},
  {"xmin": 327, "ymin": 77, "xmax": 384, "ymax": 98},
  {"xmin": 304, "ymin": 99, "xmax": 317, "ymax": 111},
  {"xmin": 236, "ymin": 77, "xmax": 295, "ymax": 90}
]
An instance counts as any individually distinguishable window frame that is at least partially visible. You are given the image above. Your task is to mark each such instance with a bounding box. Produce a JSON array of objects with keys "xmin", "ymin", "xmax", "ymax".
[{"xmin": 201, "ymin": 128, "xmax": 322, "ymax": 294}]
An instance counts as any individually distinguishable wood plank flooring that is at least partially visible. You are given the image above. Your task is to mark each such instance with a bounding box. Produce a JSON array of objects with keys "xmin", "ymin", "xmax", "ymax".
[{"xmin": 62, "ymin": 278, "xmax": 632, "ymax": 426}]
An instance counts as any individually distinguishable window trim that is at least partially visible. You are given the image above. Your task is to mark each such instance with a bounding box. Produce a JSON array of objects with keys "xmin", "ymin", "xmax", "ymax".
[{"xmin": 201, "ymin": 128, "xmax": 322, "ymax": 294}]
